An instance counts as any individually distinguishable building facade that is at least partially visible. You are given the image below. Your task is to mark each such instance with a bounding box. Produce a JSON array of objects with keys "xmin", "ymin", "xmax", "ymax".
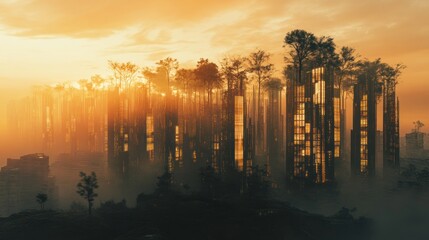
[
  {"xmin": 286, "ymin": 67, "xmax": 336, "ymax": 185},
  {"xmin": 351, "ymin": 74, "xmax": 377, "ymax": 177},
  {"xmin": 383, "ymin": 77, "xmax": 400, "ymax": 172},
  {"xmin": 0, "ymin": 153, "xmax": 57, "ymax": 216}
]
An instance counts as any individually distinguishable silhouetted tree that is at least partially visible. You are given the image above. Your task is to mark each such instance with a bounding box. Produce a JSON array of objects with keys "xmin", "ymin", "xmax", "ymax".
[
  {"xmin": 413, "ymin": 120, "xmax": 424, "ymax": 132},
  {"xmin": 91, "ymin": 74, "xmax": 106, "ymax": 90},
  {"xmin": 284, "ymin": 29, "xmax": 317, "ymax": 83},
  {"xmin": 76, "ymin": 171, "xmax": 99, "ymax": 216},
  {"xmin": 175, "ymin": 68, "xmax": 197, "ymax": 92},
  {"xmin": 194, "ymin": 58, "xmax": 222, "ymax": 105},
  {"xmin": 337, "ymin": 46, "xmax": 358, "ymax": 93},
  {"xmin": 355, "ymin": 59, "xmax": 385, "ymax": 98},
  {"xmin": 108, "ymin": 61, "xmax": 139, "ymax": 91},
  {"xmin": 379, "ymin": 62, "xmax": 406, "ymax": 88},
  {"xmin": 248, "ymin": 50, "xmax": 274, "ymax": 153},
  {"xmin": 36, "ymin": 193, "xmax": 48, "ymax": 210},
  {"xmin": 221, "ymin": 56, "xmax": 248, "ymax": 94},
  {"xmin": 312, "ymin": 36, "xmax": 339, "ymax": 68},
  {"xmin": 156, "ymin": 57, "xmax": 179, "ymax": 91}
]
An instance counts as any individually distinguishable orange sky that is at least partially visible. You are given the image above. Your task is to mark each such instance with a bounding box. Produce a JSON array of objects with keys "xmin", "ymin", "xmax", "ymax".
[{"xmin": 0, "ymin": 0, "xmax": 428, "ymax": 136}]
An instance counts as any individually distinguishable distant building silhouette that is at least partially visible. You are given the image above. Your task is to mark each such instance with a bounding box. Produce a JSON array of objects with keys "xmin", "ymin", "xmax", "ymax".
[
  {"xmin": 0, "ymin": 153, "xmax": 57, "ymax": 216},
  {"xmin": 405, "ymin": 131, "xmax": 425, "ymax": 158}
]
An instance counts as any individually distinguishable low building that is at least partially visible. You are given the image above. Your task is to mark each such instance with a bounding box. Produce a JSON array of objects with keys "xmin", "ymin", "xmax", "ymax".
[{"xmin": 0, "ymin": 153, "xmax": 57, "ymax": 216}]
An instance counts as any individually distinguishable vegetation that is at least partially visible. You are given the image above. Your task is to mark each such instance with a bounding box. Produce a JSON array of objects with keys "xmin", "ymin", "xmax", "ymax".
[
  {"xmin": 76, "ymin": 172, "xmax": 99, "ymax": 216},
  {"xmin": 36, "ymin": 193, "xmax": 48, "ymax": 210},
  {"xmin": 400, "ymin": 164, "xmax": 429, "ymax": 186}
]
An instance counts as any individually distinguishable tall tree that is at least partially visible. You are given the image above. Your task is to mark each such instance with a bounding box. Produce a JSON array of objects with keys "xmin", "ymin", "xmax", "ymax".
[
  {"xmin": 194, "ymin": 58, "xmax": 222, "ymax": 105},
  {"xmin": 91, "ymin": 74, "xmax": 105, "ymax": 90},
  {"xmin": 221, "ymin": 56, "xmax": 248, "ymax": 94},
  {"xmin": 156, "ymin": 57, "xmax": 179, "ymax": 92},
  {"xmin": 247, "ymin": 50, "xmax": 274, "ymax": 154},
  {"xmin": 336, "ymin": 46, "xmax": 358, "ymax": 161},
  {"xmin": 379, "ymin": 63, "xmax": 406, "ymax": 87},
  {"xmin": 312, "ymin": 36, "xmax": 339, "ymax": 68},
  {"xmin": 337, "ymin": 46, "xmax": 358, "ymax": 93},
  {"xmin": 108, "ymin": 61, "xmax": 139, "ymax": 91},
  {"xmin": 284, "ymin": 29, "xmax": 317, "ymax": 83},
  {"xmin": 175, "ymin": 68, "xmax": 197, "ymax": 92},
  {"xmin": 76, "ymin": 171, "xmax": 99, "ymax": 216}
]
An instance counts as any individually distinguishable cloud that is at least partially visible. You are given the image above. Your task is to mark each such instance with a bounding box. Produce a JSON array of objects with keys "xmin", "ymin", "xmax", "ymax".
[{"xmin": 0, "ymin": 0, "xmax": 247, "ymax": 38}]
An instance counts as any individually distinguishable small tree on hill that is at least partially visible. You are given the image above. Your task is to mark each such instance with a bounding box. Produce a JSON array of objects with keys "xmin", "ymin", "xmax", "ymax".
[{"xmin": 76, "ymin": 171, "xmax": 99, "ymax": 216}]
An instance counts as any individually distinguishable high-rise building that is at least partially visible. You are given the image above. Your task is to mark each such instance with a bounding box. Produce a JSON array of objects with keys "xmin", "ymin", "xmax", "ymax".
[
  {"xmin": 286, "ymin": 67, "xmax": 336, "ymax": 185},
  {"xmin": 383, "ymin": 76, "xmax": 400, "ymax": 172},
  {"xmin": 351, "ymin": 73, "xmax": 377, "ymax": 177},
  {"xmin": 108, "ymin": 86, "xmax": 152, "ymax": 184},
  {"xmin": 265, "ymin": 80, "xmax": 283, "ymax": 180}
]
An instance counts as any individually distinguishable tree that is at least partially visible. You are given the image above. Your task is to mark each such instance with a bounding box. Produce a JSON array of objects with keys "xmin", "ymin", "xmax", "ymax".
[
  {"xmin": 90, "ymin": 74, "xmax": 105, "ymax": 90},
  {"xmin": 379, "ymin": 63, "xmax": 406, "ymax": 87},
  {"xmin": 36, "ymin": 193, "xmax": 48, "ymax": 210},
  {"xmin": 175, "ymin": 68, "xmax": 197, "ymax": 92},
  {"xmin": 413, "ymin": 120, "xmax": 424, "ymax": 132},
  {"xmin": 284, "ymin": 29, "xmax": 317, "ymax": 83},
  {"xmin": 156, "ymin": 57, "xmax": 179, "ymax": 91},
  {"xmin": 248, "ymin": 50, "xmax": 274, "ymax": 153},
  {"xmin": 220, "ymin": 56, "xmax": 248, "ymax": 94},
  {"xmin": 76, "ymin": 171, "xmax": 99, "ymax": 216},
  {"xmin": 337, "ymin": 46, "xmax": 358, "ymax": 93},
  {"xmin": 355, "ymin": 59, "xmax": 385, "ymax": 98},
  {"xmin": 312, "ymin": 36, "xmax": 339, "ymax": 68},
  {"xmin": 194, "ymin": 58, "xmax": 222, "ymax": 105},
  {"xmin": 108, "ymin": 61, "xmax": 139, "ymax": 91}
]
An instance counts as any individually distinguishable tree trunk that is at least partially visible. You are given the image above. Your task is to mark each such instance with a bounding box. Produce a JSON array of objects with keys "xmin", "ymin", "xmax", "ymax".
[{"xmin": 88, "ymin": 201, "xmax": 92, "ymax": 216}]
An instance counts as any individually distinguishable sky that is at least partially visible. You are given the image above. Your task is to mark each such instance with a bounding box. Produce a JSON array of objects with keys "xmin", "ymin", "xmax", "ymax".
[{"xmin": 0, "ymin": 0, "xmax": 428, "ymax": 136}]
